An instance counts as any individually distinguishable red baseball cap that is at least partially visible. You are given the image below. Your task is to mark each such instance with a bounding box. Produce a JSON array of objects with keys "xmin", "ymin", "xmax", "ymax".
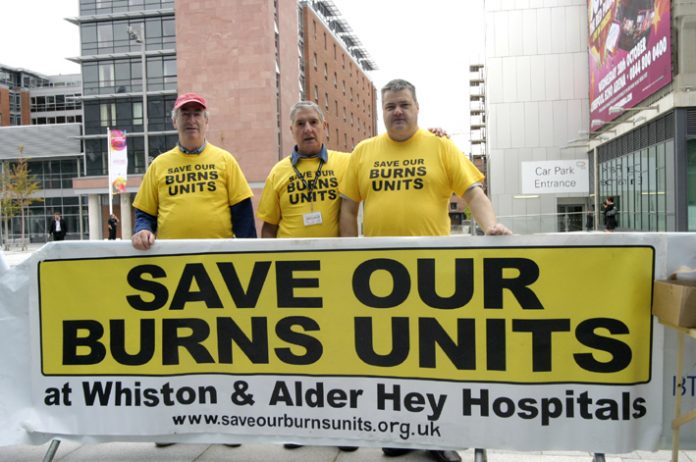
[{"xmin": 174, "ymin": 92, "xmax": 207, "ymax": 110}]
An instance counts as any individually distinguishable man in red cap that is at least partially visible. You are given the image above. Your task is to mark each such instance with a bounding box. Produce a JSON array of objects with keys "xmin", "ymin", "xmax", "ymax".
[{"xmin": 131, "ymin": 92, "xmax": 256, "ymax": 250}]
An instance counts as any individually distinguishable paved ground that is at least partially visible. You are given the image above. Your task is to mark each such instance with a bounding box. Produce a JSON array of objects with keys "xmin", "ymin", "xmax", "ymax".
[
  {"xmin": 0, "ymin": 442, "xmax": 691, "ymax": 462},
  {"xmin": 0, "ymin": 244, "xmax": 693, "ymax": 461}
]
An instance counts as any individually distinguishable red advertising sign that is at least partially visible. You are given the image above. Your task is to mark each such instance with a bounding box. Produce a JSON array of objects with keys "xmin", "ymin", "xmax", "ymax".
[{"xmin": 588, "ymin": 0, "xmax": 671, "ymax": 131}]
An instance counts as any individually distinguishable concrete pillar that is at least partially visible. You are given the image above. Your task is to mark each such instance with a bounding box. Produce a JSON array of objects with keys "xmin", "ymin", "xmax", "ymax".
[
  {"xmin": 88, "ymin": 194, "xmax": 101, "ymax": 240},
  {"xmin": 120, "ymin": 193, "xmax": 132, "ymax": 239}
]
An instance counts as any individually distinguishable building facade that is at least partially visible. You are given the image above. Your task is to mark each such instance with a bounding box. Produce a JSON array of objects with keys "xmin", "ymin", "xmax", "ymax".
[
  {"xmin": 69, "ymin": 0, "xmax": 377, "ymax": 239},
  {"xmin": 484, "ymin": 0, "xmax": 696, "ymax": 233},
  {"xmin": 588, "ymin": 0, "xmax": 696, "ymax": 232},
  {"xmin": 0, "ymin": 65, "xmax": 84, "ymax": 243},
  {"xmin": 485, "ymin": 0, "xmax": 591, "ymax": 234},
  {"xmin": 300, "ymin": 2, "xmax": 377, "ymax": 151}
]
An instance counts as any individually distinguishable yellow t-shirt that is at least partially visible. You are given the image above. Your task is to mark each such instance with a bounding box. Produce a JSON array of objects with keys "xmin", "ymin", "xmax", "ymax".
[
  {"xmin": 340, "ymin": 129, "xmax": 484, "ymax": 236},
  {"xmin": 257, "ymin": 150, "xmax": 349, "ymax": 237},
  {"xmin": 132, "ymin": 143, "xmax": 253, "ymax": 239}
]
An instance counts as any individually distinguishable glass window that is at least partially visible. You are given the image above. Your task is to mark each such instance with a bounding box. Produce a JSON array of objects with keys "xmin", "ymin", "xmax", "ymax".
[
  {"xmin": 100, "ymin": 103, "xmax": 116, "ymax": 127},
  {"xmin": 640, "ymin": 149, "xmax": 649, "ymax": 231},
  {"xmin": 162, "ymin": 18, "xmax": 175, "ymax": 48},
  {"xmin": 146, "ymin": 56, "xmax": 163, "ymax": 92},
  {"xmin": 163, "ymin": 58, "xmax": 176, "ymax": 89},
  {"xmin": 145, "ymin": 17, "xmax": 162, "ymax": 47},
  {"xmin": 633, "ymin": 151, "xmax": 642, "ymax": 230},
  {"xmin": 647, "ymin": 146, "xmax": 657, "ymax": 230},
  {"xmin": 82, "ymin": 23, "xmax": 98, "ymax": 54},
  {"xmin": 83, "ymin": 101, "xmax": 102, "ymax": 134},
  {"xmin": 656, "ymin": 143, "xmax": 666, "ymax": 231},
  {"xmin": 116, "ymin": 100, "xmax": 132, "ymax": 127},
  {"xmin": 113, "ymin": 21, "xmax": 130, "ymax": 52},
  {"xmin": 99, "ymin": 62, "xmax": 115, "ymax": 91},
  {"xmin": 687, "ymin": 140, "xmax": 696, "ymax": 231},
  {"xmin": 113, "ymin": 0, "xmax": 129, "ymax": 13},
  {"xmin": 115, "ymin": 60, "xmax": 131, "ymax": 93},
  {"xmin": 86, "ymin": 139, "xmax": 107, "ymax": 176},
  {"xmin": 133, "ymin": 101, "xmax": 143, "ymax": 125},
  {"xmin": 131, "ymin": 58, "xmax": 143, "ymax": 92},
  {"xmin": 97, "ymin": 22, "xmax": 113, "ymax": 52}
]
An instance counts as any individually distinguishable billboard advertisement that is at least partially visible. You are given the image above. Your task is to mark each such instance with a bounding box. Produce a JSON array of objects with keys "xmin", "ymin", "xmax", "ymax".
[{"xmin": 588, "ymin": 0, "xmax": 671, "ymax": 131}]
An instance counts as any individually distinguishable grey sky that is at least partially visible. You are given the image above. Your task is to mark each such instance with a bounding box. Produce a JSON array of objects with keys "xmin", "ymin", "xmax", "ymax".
[{"xmin": 0, "ymin": 0, "xmax": 485, "ymax": 150}]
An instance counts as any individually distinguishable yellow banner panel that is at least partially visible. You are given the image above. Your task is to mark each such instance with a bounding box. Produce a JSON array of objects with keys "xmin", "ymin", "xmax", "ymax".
[{"xmin": 38, "ymin": 246, "xmax": 653, "ymax": 383}]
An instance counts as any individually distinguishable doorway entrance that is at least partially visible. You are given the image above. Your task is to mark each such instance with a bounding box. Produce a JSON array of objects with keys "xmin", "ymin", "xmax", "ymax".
[{"xmin": 557, "ymin": 204, "xmax": 584, "ymax": 232}]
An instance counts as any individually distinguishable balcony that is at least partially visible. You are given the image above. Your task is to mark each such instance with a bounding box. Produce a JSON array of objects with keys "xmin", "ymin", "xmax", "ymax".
[{"xmin": 470, "ymin": 101, "xmax": 485, "ymax": 114}]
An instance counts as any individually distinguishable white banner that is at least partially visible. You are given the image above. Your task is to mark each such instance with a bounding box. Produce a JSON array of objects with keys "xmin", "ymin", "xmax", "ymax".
[
  {"xmin": 0, "ymin": 234, "xmax": 692, "ymax": 451},
  {"xmin": 108, "ymin": 128, "xmax": 128, "ymax": 193},
  {"xmin": 521, "ymin": 160, "xmax": 590, "ymax": 195}
]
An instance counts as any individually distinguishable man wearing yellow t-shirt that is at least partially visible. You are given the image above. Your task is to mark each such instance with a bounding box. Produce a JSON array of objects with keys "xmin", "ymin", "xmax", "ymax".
[
  {"xmin": 339, "ymin": 79, "xmax": 511, "ymax": 462},
  {"xmin": 131, "ymin": 92, "xmax": 256, "ymax": 250},
  {"xmin": 340, "ymin": 79, "xmax": 510, "ymax": 239},
  {"xmin": 257, "ymin": 100, "xmax": 357, "ymax": 452},
  {"xmin": 257, "ymin": 101, "xmax": 349, "ymax": 239}
]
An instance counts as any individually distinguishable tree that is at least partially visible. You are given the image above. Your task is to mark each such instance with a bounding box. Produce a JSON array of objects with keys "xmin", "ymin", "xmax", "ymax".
[
  {"xmin": 1, "ymin": 148, "xmax": 42, "ymax": 250},
  {"xmin": 0, "ymin": 162, "xmax": 20, "ymax": 250}
]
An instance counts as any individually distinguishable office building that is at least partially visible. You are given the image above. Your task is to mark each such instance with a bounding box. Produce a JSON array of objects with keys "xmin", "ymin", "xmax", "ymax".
[
  {"xmin": 0, "ymin": 65, "xmax": 84, "ymax": 243},
  {"xmin": 484, "ymin": 1, "xmax": 591, "ymax": 234}
]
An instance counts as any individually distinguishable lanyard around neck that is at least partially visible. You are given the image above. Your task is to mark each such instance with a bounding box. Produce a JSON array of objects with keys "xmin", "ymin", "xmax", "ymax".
[{"xmin": 291, "ymin": 157, "xmax": 325, "ymax": 198}]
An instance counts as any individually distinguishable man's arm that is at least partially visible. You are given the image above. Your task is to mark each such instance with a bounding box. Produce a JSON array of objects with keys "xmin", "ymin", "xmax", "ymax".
[
  {"xmin": 261, "ymin": 222, "xmax": 278, "ymax": 238},
  {"xmin": 231, "ymin": 198, "xmax": 257, "ymax": 238},
  {"xmin": 131, "ymin": 208, "xmax": 158, "ymax": 250},
  {"xmin": 339, "ymin": 197, "xmax": 359, "ymax": 236},
  {"xmin": 463, "ymin": 186, "xmax": 512, "ymax": 235}
]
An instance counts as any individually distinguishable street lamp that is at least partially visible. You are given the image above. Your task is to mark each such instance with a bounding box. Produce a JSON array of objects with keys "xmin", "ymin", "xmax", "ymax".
[
  {"xmin": 128, "ymin": 26, "xmax": 149, "ymax": 169},
  {"xmin": 608, "ymin": 104, "xmax": 658, "ymax": 115}
]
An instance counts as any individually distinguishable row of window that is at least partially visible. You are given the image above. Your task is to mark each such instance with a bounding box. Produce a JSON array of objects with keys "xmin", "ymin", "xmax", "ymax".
[
  {"xmin": 82, "ymin": 56, "xmax": 176, "ymax": 95},
  {"xmin": 0, "ymin": 70, "xmax": 50, "ymax": 89},
  {"xmin": 25, "ymin": 159, "xmax": 80, "ymax": 190},
  {"xmin": 32, "ymin": 115, "xmax": 83, "ymax": 125},
  {"xmin": 80, "ymin": 0, "xmax": 173, "ymax": 16},
  {"xmin": 30, "ymin": 94, "xmax": 82, "ymax": 112},
  {"xmin": 81, "ymin": 17, "xmax": 175, "ymax": 56},
  {"xmin": 83, "ymin": 96, "xmax": 176, "ymax": 135},
  {"xmin": 599, "ymin": 140, "xmax": 674, "ymax": 231}
]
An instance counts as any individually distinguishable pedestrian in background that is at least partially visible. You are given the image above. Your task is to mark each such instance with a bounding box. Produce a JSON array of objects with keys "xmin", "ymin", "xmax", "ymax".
[
  {"xmin": 48, "ymin": 212, "xmax": 67, "ymax": 241},
  {"xmin": 107, "ymin": 214, "xmax": 119, "ymax": 240},
  {"xmin": 602, "ymin": 196, "xmax": 617, "ymax": 232}
]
